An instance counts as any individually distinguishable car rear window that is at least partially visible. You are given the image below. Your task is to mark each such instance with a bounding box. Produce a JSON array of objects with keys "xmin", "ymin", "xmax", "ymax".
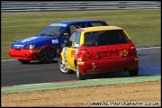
[{"xmin": 84, "ymin": 30, "xmax": 130, "ymax": 47}]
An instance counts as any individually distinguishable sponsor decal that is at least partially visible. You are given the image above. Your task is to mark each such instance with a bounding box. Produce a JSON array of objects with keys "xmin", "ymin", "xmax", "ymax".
[
  {"xmin": 71, "ymin": 50, "xmax": 76, "ymax": 55},
  {"xmin": 92, "ymin": 63, "xmax": 96, "ymax": 71},
  {"xmin": 52, "ymin": 39, "xmax": 59, "ymax": 44},
  {"xmin": 14, "ymin": 45, "xmax": 24, "ymax": 48},
  {"xmin": 122, "ymin": 50, "xmax": 128, "ymax": 56}
]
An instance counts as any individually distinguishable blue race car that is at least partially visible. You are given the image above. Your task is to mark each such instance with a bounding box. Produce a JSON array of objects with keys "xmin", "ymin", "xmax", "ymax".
[{"xmin": 9, "ymin": 19, "xmax": 109, "ymax": 63}]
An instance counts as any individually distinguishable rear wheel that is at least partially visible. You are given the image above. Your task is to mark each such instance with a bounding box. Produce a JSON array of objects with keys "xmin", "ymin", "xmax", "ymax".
[
  {"xmin": 129, "ymin": 69, "xmax": 138, "ymax": 76},
  {"xmin": 38, "ymin": 48, "xmax": 56, "ymax": 63},
  {"xmin": 18, "ymin": 60, "xmax": 30, "ymax": 64},
  {"xmin": 59, "ymin": 58, "xmax": 73, "ymax": 74},
  {"xmin": 76, "ymin": 65, "xmax": 85, "ymax": 80}
]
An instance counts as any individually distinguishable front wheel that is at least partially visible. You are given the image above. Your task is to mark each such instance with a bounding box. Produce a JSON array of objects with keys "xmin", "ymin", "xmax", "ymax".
[
  {"xmin": 59, "ymin": 58, "xmax": 73, "ymax": 74},
  {"xmin": 18, "ymin": 60, "xmax": 30, "ymax": 64},
  {"xmin": 129, "ymin": 69, "xmax": 138, "ymax": 76},
  {"xmin": 76, "ymin": 65, "xmax": 85, "ymax": 80}
]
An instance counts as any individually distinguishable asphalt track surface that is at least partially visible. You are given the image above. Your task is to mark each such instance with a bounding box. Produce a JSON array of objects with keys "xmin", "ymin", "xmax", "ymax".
[{"xmin": 1, "ymin": 47, "xmax": 161, "ymax": 87}]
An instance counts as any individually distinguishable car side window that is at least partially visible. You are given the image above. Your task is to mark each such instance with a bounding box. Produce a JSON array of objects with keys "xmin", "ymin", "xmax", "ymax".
[
  {"xmin": 87, "ymin": 22, "xmax": 105, "ymax": 27},
  {"xmin": 73, "ymin": 32, "xmax": 81, "ymax": 48},
  {"xmin": 66, "ymin": 32, "xmax": 81, "ymax": 48},
  {"xmin": 69, "ymin": 23, "xmax": 85, "ymax": 33},
  {"xmin": 66, "ymin": 32, "xmax": 77, "ymax": 47},
  {"xmin": 61, "ymin": 27, "xmax": 71, "ymax": 39}
]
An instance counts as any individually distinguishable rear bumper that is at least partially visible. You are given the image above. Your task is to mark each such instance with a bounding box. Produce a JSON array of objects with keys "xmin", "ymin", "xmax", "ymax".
[
  {"xmin": 77, "ymin": 57, "xmax": 138, "ymax": 75},
  {"xmin": 9, "ymin": 48, "xmax": 41, "ymax": 60}
]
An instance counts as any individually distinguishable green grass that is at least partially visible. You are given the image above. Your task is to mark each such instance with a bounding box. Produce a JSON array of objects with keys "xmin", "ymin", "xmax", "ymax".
[
  {"xmin": 1, "ymin": 9, "xmax": 161, "ymax": 60},
  {"xmin": 2, "ymin": 75, "xmax": 161, "ymax": 93}
]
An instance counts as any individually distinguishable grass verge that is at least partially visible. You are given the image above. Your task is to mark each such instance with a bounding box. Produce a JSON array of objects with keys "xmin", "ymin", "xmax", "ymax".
[{"xmin": 1, "ymin": 9, "xmax": 161, "ymax": 59}]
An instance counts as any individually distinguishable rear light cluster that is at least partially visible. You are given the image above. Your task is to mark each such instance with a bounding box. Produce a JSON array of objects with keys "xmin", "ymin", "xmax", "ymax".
[
  {"xmin": 77, "ymin": 49, "xmax": 90, "ymax": 61},
  {"xmin": 129, "ymin": 46, "xmax": 137, "ymax": 56}
]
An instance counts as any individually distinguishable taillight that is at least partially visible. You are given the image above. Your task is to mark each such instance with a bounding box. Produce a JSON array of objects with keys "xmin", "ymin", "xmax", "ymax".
[
  {"xmin": 129, "ymin": 46, "xmax": 137, "ymax": 56},
  {"xmin": 77, "ymin": 49, "xmax": 90, "ymax": 61}
]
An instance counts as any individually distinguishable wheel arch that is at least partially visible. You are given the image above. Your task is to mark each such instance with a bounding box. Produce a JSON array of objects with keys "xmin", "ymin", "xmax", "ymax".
[
  {"xmin": 39, "ymin": 45, "xmax": 55, "ymax": 51},
  {"xmin": 38, "ymin": 46, "xmax": 56, "ymax": 55}
]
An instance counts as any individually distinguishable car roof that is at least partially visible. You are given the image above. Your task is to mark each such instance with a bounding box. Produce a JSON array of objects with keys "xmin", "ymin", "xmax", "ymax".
[
  {"xmin": 75, "ymin": 26, "xmax": 123, "ymax": 32},
  {"xmin": 52, "ymin": 19, "xmax": 106, "ymax": 25}
]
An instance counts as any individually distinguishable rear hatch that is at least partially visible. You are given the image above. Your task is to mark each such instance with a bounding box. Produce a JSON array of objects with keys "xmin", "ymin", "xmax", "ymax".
[{"xmin": 83, "ymin": 30, "xmax": 137, "ymax": 59}]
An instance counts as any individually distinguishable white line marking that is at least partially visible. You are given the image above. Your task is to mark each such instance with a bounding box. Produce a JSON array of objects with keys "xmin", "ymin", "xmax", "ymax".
[
  {"xmin": 20, "ymin": 83, "xmax": 52, "ymax": 86},
  {"xmin": 1, "ymin": 59, "xmax": 16, "ymax": 61},
  {"xmin": 136, "ymin": 47, "xmax": 160, "ymax": 50}
]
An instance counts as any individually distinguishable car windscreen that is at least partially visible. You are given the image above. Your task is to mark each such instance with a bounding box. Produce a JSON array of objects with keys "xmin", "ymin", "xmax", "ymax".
[
  {"xmin": 84, "ymin": 30, "xmax": 130, "ymax": 47},
  {"xmin": 38, "ymin": 23, "xmax": 67, "ymax": 36}
]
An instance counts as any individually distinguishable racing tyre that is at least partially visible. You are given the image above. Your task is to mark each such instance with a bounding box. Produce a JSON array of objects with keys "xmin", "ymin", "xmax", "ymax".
[
  {"xmin": 38, "ymin": 48, "xmax": 56, "ymax": 63},
  {"xmin": 59, "ymin": 58, "xmax": 73, "ymax": 74},
  {"xmin": 76, "ymin": 65, "xmax": 85, "ymax": 80},
  {"xmin": 18, "ymin": 60, "xmax": 30, "ymax": 64},
  {"xmin": 129, "ymin": 69, "xmax": 138, "ymax": 76}
]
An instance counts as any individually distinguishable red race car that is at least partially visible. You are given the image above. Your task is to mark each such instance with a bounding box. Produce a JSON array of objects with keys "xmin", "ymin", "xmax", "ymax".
[{"xmin": 59, "ymin": 26, "xmax": 139, "ymax": 80}]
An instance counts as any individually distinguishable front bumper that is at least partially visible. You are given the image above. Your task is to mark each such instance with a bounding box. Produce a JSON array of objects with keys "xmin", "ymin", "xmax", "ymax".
[{"xmin": 9, "ymin": 48, "xmax": 41, "ymax": 60}]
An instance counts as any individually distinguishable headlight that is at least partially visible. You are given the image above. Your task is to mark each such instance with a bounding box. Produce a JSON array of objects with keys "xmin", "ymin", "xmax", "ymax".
[{"xmin": 24, "ymin": 45, "xmax": 35, "ymax": 50}]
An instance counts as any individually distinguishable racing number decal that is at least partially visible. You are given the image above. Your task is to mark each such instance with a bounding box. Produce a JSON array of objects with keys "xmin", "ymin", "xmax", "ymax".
[
  {"xmin": 122, "ymin": 50, "xmax": 128, "ymax": 57},
  {"xmin": 71, "ymin": 50, "xmax": 76, "ymax": 56}
]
